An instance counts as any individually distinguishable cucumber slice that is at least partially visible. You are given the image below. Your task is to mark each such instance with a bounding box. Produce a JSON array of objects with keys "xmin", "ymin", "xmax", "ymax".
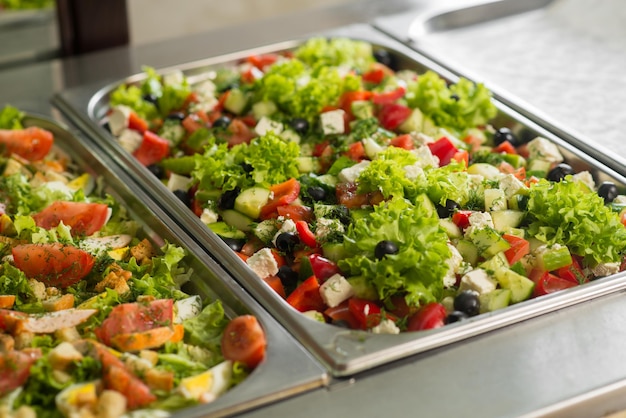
[
  {"xmin": 479, "ymin": 289, "xmax": 512, "ymax": 313},
  {"xmin": 351, "ymin": 100, "xmax": 374, "ymax": 120},
  {"xmin": 398, "ymin": 108, "xmax": 424, "ymax": 133},
  {"xmin": 208, "ymin": 222, "xmax": 246, "ymax": 240},
  {"xmin": 484, "ymin": 188, "xmax": 507, "ymax": 211},
  {"xmin": 494, "ymin": 268, "xmax": 535, "ymax": 303},
  {"xmin": 347, "ymin": 276, "xmax": 378, "ymax": 300},
  {"xmin": 297, "ymin": 156, "xmax": 321, "ymax": 173},
  {"xmin": 467, "ymin": 227, "xmax": 511, "ymax": 258},
  {"xmin": 491, "ymin": 210, "xmax": 524, "ymax": 232},
  {"xmin": 456, "ymin": 240, "xmax": 478, "ymax": 266},
  {"xmin": 233, "ymin": 187, "xmax": 271, "ymax": 219},
  {"xmin": 223, "ymin": 88, "xmax": 248, "ymax": 115},
  {"xmin": 322, "ymin": 242, "xmax": 348, "ymax": 263},
  {"xmin": 221, "ymin": 209, "xmax": 254, "ymax": 232},
  {"xmin": 439, "ymin": 218, "xmax": 462, "ymax": 239}
]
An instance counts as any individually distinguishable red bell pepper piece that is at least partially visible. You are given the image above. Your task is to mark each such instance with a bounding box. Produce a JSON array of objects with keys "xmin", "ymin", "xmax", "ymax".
[
  {"xmin": 345, "ymin": 141, "xmax": 366, "ymax": 161},
  {"xmin": 260, "ymin": 178, "xmax": 301, "ymax": 219},
  {"xmin": 276, "ymin": 205, "xmax": 313, "ymax": 223},
  {"xmin": 246, "ymin": 53, "xmax": 279, "ymax": 70},
  {"xmin": 324, "ymin": 301, "xmax": 361, "ymax": 329},
  {"xmin": 389, "ymin": 134, "xmax": 414, "ymax": 150},
  {"xmin": 451, "ymin": 210, "xmax": 474, "ymax": 229},
  {"xmin": 427, "ymin": 136, "xmax": 460, "ymax": 167},
  {"xmin": 371, "ymin": 86, "xmax": 406, "ymax": 105},
  {"xmin": 296, "ymin": 220, "xmax": 317, "ymax": 248},
  {"xmin": 262, "ymin": 275, "xmax": 286, "ymax": 299},
  {"xmin": 377, "ymin": 103, "xmax": 412, "ymax": 131},
  {"xmin": 307, "ymin": 254, "xmax": 341, "ymax": 281},
  {"xmin": 133, "ymin": 131, "xmax": 170, "ymax": 166},
  {"xmin": 493, "ymin": 140, "xmax": 517, "ymax": 155},
  {"xmin": 532, "ymin": 271, "xmax": 578, "ymax": 297},
  {"xmin": 338, "ymin": 91, "xmax": 372, "ymax": 116},
  {"xmin": 502, "ymin": 234, "xmax": 530, "ymax": 265},
  {"xmin": 128, "ymin": 111, "xmax": 148, "ymax": 133},
  {"xmin": 286, "ymin": 276, "xmax": 325, "ymax": 312}
]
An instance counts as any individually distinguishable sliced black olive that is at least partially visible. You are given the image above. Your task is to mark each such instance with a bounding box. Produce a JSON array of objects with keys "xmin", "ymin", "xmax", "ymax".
[
  {"xmin": 373, "ymin": 48, "xmax": 398, "ymax": 71},
  {"xmin": 307, "ymin": 186, "xmax": 326, "ymax": 202},
  {"xmin": 146, "ymin": 164, "xmax": 164, "ymax": 178},
  {"xmin": 547, "ymin": 163, "xmax": 574, "ymax": 182},
  {"xmin": 221, "ymin": 237, "xmax": 245, "ymax": 252},
  {"xmin": 277, "ymin": 265, "xmax": 299, "ymax": 288},
  {"xmin": 450, "ymin": 94, "xmax": 460, "ymax": 101},
  {"xmin": 436, "ymin": 199, "xmax": 460, "ymax": 219},
  {"xmin": 101, "ymin": 121, "xmax": 111, "ymax": 133},
  {"xmin": 453, "ymin": 290, "xmax": 480, "ymax": 317},
  {"xmin": 165, "ymin": 112, "xmax": 186, "ymax": 122},
  {"xmin": 275, "ymin": 232, "xmax": 300, "ymax": 254},
  {"xmin": 289, "ymin": 118, "xmax": 309, "ymax": 135},
  {"xmin": 493, "ymin": 127, "xmax": 520, "ymax": 147},
  {"xmin": 445, "ymin": 311, "xmax": 469, "ymax": 324},
  {"xmin": 142, "ymin": 93, "xmax": 159, "ymax": 106},
  {"xmin": 241, "ymin": 163, "xmax": 254, "ymax": 173},
  {"xmin": 598, "ymin": 181, "xmax": 619, "ymax": 203},
  {"xmin": 218, "ymin": 187, "xmax": 240, "ymax": 210},
  {"xmin": 375, "ymin": 240, "xmax": 399, "ymax": 260},
  {"xmin": 173, "ymin": 189, "xmax": 191, "ymax": 207},
  {"xmin": 212, "ymin": 115, "xmax": 232, "ymax": 129}
]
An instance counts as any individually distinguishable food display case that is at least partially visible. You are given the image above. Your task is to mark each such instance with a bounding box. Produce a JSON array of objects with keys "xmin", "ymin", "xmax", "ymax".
[{"xmin": 4, "ymin": 0, "xmax": 626, "ymax": 416}]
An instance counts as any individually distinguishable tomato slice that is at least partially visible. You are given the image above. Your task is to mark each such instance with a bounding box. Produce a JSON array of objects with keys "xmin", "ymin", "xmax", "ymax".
[
  {"xmin": 247, "ymin": 53, "xmax": 280, "ymax": 70},
  {"xmin": 371, "ymin": 86, "xmax": 406, "ymax": 105},
  {"xmin": 0, "ymin": 350, "xmax": 40, "ymax": 397},
  {"xmin": 338, "ymin": 91, "xmax": 373, "ymax": 116},
  {"xmin": 377, "ymin": 103, "xmax": 412, "ymax": 130},
  {"xmin": 259, "ymin": 178, "xmax": 301, "ymax": 219},
  {"xmin": 286, "ymin": 276, "xmax": 325, "ymax": 312},
  {"xmin": 427, "ymin": 136, "xmax": 460, "ymax": 167},
  {"xmin": 389, "ymin": 134, "xmax": 414, "ymax": 150},
  {"xmin": 295, "ymin": 220, "xmax": 317, "ymax": 248},
  {"xmin": 0, "ymin": 126, "xmax": 53, "ymax": 161},
  {"xmin": 555, "ymin": 257, "xmax": 587, "ymax": 284},
  {"xmin": 347, "ymin": 298, "xmax": 395, "ymax": 330},
  {"xmin": 32, "ymin": 201, "xmax": 109, "ymax": 236},
  {"xmin": 12, "ymin": 243, "xmax": 95, "ymax": 288},
  {"xmin": 276, "ymin": 204, "xmax": 313, "ymax": 223},
  {"xmin": 263, "ymin": 275, "xmax": 286, "ymax": 299},
  {"xmin": 502, "ymin": 234, "xmax": 530, "ymax": 265},
  {"xmin": 95, "ymin": 299, "xmax": 174, "ymax": 346},
  {"xmin": 128, "ymin": 111, "xmax": 149, "ymax": 133},
  {"xmin": 345, "ymin": 141, "xmax": 366, "ymax": 161},
  {"xmin": 407, "ymin": 302, "xmax": 447, "ymax": 331},
  {"xmin": 451, "ymin": 210, "xmax": 474, "ymax": 229},
  {"xmin": 133, "ymin": 130, "xmax": 170, "ymax": 166},
  {"xmin": 336, "ymin": 182, "xmax": 370, "ymax": 209},
  {"xmin": 493, "ymin": 140, "xmax": 517, "ymax": 155},
  {"xmin": 307, "ymin": 254, "xmax": 341, "ymax": 281},
  {"xmin": 533, "ymin": 271, "xmax": 578, "ymax": 297},
  {"xmin": 324, "ymin": 301, "xmax": 360, "ymax": 329},
  {"xmin": 221, "ymin": 315, "xmax": 267, "ymax": 369}
]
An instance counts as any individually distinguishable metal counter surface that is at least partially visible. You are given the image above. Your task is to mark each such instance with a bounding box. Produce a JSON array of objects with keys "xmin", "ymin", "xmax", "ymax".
[{"xmin": 3, "ymin": 1, "xmax": 626, "ymax": 416}]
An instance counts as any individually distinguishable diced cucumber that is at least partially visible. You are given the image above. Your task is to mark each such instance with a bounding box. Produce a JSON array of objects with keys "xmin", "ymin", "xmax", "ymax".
[
  {"xmin": 362, "ymin": 137, "xmax": 385, "ymax": 159},
  {"xmin": 281, "ymin": 129, "xmax": 301, "ymax": 144},
  {"xmin": 252, "ymin": 100, "xmax": 277, "ymax": 119},
  {"xmin": 501, "ymin": 153, "xmax": 527, "ymax": 168},
  {"xmin": 491, "ymin": 210, "xmax": 524, "ymax": 232},
  {"xmin": 302, "ymin": 310, "xmax": 326, "ymax": 323},
  {"xmin": 161, "ymin": 155, "xmax": 196, "ymax": 175},
  {"xmin": 233, "ymin": 187, "xmax": 271, "ymax": 219},
  {"xmin": 223, "ymin": 88, "xmax": 248, "ymax": 115},
  {"xmin": 536, "ymin": 245, "xmax": 572, "ymax": 271},
  {"xmin": 208, "ymin": 222, "xmax": 246, "ymax": 240},
  {"xmin": 479, "ymin": 289, "xmax": 512, "ymax": 313},
  {"xmin": 297, "ymin": 157, "xmax": 321, "ymax": 173},
  {"xmin": 439, "ymin": 218, "xmax": 462, "ymax": 239},
  {"xmin": 194, "ymin": 188, "xmax": 221, "ymax": 204},
  {"xmin": 467, "ymin": 227, "xmax": 511, "ymax": 258},
  {"xmin": 347, "ymin": 276, "xmax": 378, "ymax": 300},
  {"xmin": 398, "ymin": 108, "xmax": 424, "ymax": 133},
  {"xmin": 527, "ymin": 158, "xmax": 551, "ymax": 178},
  {"xmin": 316, "ymin": 174, "xmax": 338, "ymax": 187},
  {"xmin": 220, "ymin": 209, "xmax": 254, "ymax": 232},
  {"xmin": 468, "ymin": 163, "xmax": 501, "ymax": 180},
  {"xmin": 351, "ymin": 100, "xmax": 374, "ymax": 120},
  {"xmin": 485, "ymin": 188, "xmax": 507, "ymax": 211},
  {"xmin": 254, "ymin": 219, "xmax": 278, "ymax": 244},
  {"xmin": 413, "ymin": 193, "xmax": 437, "ymax": 218},
  {"xmin": 508, "ymin": 194, "xmax": 529, "ymax": 211},
  {"xmin": 479, "ymin": 252, "xmax": 509, "ymax": 274},
  {"xmin": 456, "ymin": 240, "xmax": 478, "ymax": 266},
  {"xmin": 494, "ymin": 268, "xmax": 534, "ymax": 303},
  {"xmin": 421, "ymin": 116, "xmax": 438, "ymax": 137},
  {"xmin": 322, "ymin": 242, "xmax": 348, "ymax": 263}
]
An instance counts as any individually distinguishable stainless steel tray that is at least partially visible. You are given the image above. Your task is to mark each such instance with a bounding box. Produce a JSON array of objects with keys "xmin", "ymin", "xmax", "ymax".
[
  {"xmin": 373, "ymin": 0, "xmax": 626, "ymax": 175},
  {"xmin": 51, "ymin": 23, "xmax": 626, "ymax": 377},
  {"xmin": 22, "ymin": 114, "xmax": 327, "ymax": 417}
]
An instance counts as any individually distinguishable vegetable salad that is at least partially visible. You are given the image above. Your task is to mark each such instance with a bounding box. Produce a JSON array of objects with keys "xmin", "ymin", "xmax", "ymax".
[
  {"xmin": 0, "ymin": 106, "xmax": 266, "ymax": 417},
  {"xmin": 106, "ymin": 37, "xmax": 626, "ymax": 334}
]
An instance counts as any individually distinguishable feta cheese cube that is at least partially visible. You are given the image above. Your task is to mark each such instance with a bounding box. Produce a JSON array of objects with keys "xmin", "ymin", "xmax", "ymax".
[
  {"xmin": 572, "ymin": 170, "xmax": 595, "ymax": 191},
  {"xmin": 200, "ymin": 208, "xmax": 219, "ymax": 225},
  {"xmin": 272, "ymin": 219, "xmax": 297, "ymax": 246},
  {"xmin": 319, "ymin": 274, "xmax": 354, "ymax": 308},
  {"xmin": 591, "ymin": 262, "xmax": 620, "ymax": 278},
  {"xmin": 255, "ymin": 116, "xmax": 284, "ymax": 136},
  {"xmin": 403, "ymin": 163, "xmax": 425, "ymax": 181},
  {"xmin": 411, "ymin": 132, "xmax": 435, "ymax": 146},
  {"xmin": 320, "ymin": 109, "xmax": 346, "ymax": 135},
  {"xmin": 315, "ymin": 218, "xmax": 344, "ymax": 241},
  {"xmin": 108, "ymin": 105, "xmax": 132, "ymax": 136},
  {"xmin": 246, "ymin": 248, "xmax": 279, "ymax": 279},
  {"xmin": 371, "ymin": 319, "xmax": 400, "ymax": 335},
  {"xmin": 338, "ymin": 160, "xmax": 370, "ymax": 184},
  {"xmin": 117, "ymin": 128, "xmax": 143, "ymax": 153},
  {"xmin": 163, "ymin": 70, "xmax": 185, "ymax": 86},
  {"xmin": 412, "ymin": 145, "xmax": 439, "ymax": 168},
  {"xmin": 459, "ymin": 269, "xmax": 498, "ymax": 295},
  {"xmin": 527, "ymin": 137, "xmax": 564, "ymax": 164},
  {"xmin": 465, "ymin": 212, "xmax": 495, "ymax": 237},
  {"xmin": 498, "ymin": 173, "xmax": 527, "ymax": 199},
  {"xmin": 444, "ymin": 243, "xmax": 463, "ymax": 288},
  {"xmin": 167, "ymin": 173, "xmax": 192, "ymax": 192}
]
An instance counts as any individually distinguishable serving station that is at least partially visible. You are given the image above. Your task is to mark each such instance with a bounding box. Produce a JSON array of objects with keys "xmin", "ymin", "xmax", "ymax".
[{"xmin": 3, "ymin": 0, "xmax": 626, "ymax": 416}]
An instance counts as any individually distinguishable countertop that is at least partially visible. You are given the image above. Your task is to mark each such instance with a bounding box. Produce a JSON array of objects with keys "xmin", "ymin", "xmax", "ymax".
[{"xmin": 3, "ymin": 1, "xmax": 626, "ymax": 417}]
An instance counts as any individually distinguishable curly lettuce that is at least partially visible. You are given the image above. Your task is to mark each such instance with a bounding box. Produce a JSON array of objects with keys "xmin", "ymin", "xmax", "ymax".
[
  {"xmin": 0, "ymin": 105, "xmax": 24, "ymax": 129},
  {"xmin": 294, "ymin": 37, "xmax": 374, "ymax": 73},
  {"xmin": 338, "ymin": 196, "xmax": 451, "ymax": 306},
  {"xmin": 526, "ymin": 178, "xmax": 626, "ymax": 265},
  {"xmin": 424, "ymin": 162, "xmax": 479, "ymax": 207},
  {"xmin": 405, "ymin": 71, "xmax": 497, "ymax": 134},
  {"xmin": 357, "ymin": 146, "xmax": 419, "ymax": 199}
]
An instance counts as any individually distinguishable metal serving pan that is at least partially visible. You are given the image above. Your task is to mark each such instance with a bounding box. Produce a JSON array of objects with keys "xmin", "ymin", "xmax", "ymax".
[
  {"xmin": 373, "ymin": 0, "xmax": 626, "ymax": 174},
  {"xmin": 51, "ymin": 23, "xmax": 626, "ymax": 377},
  {"xmin": 21, "ymin": 114, "xmax": 327, "ymax": 417}
]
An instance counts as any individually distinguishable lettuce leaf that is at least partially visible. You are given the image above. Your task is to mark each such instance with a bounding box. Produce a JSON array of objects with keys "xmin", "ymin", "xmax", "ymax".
[
  {"xmin": 0, "ymin": 105, "xmax": 24, "ymax": 129},
  {"xmin": 527, "ymin": 178, "xmax": 626, "ymax": 265},
  {"xmin": 357, "ymin": 146, "xmax": 419, "ymax": 198},
  {"xmin": 338, "ymin": 196, "xmax": 450, "ymax": 306},
  {"xmin": 294, "ymin": 37, "xmax": 374, "ymax": 73},
  {"xmin": 183, "ymin": 300, "xmax": 229, "ymax": 352}
]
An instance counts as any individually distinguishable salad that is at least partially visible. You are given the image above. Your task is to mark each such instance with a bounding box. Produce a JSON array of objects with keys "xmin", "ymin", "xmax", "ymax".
[
  {"xmin": 0, "ymin": 106, "xmax": 266, "ymax": 417},
  {"xmin": 105, "ymin": 37, "xmax": 626, "ymax": 335}
]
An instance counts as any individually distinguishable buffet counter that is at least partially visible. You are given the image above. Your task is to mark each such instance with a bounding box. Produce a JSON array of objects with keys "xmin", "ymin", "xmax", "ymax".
[{"xmin": 2, "ymin": 1, "xmax": 626, "ymax": 417}]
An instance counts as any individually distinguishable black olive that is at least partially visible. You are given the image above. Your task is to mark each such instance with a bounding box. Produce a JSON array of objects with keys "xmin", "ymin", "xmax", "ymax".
[
  {"xmin": 173, "ymin": 189, "xmax": 191, "ymax": 207},
  {"xmin": 276, "ymin": 265, "xmax": 299, "ymax": 287},
  {"xmin": 142, "ymin": 93, "xmax": 159, "ymax": 106},
  {"xmin": 275, "ymin": 232, "xmax": 300, "ymax": 254},
  {"xmin": 332, "ymin": 319, "xmax": 351, "ymax": 329},
  {"xmin": 436, "ymin": 199, "xmax": 460, "ymax": 219},
  {"xmin": 373, "ymin": 48, "xmax": 398, "ymax": 71},
  {"xmin": 221, "ymin": 237, "xmax": 245, "ymax": 252},
  {"xmin": 445, "ymin": 311, "xmax": 469, "ymax": 324},
  {"xmin": 598, "ymin": 181, "xmax": 619, "ymax": 203},
  {"xmin": 493, "ymin": 127, "xmax": 520, "ymax": 147},
  {"xmin": 165, "ymin": 112, "xmax": 186, "ymax": 122},
  {"xmin": 336, "ymin": 205, "xmax": 351, "ymax": 225},
  {"xmin": 375, "ymin": 240, "xmax": 399, "ymax": 260},
  {"xmin": 547, "ymin": 163, "xmax": 575, "ymax": 182},
  {"xmin": 212, "ymin": 115, "xmax": 232, "ymax": 129},
  {"xmin": 218, "ymin": 187, "xmax": 240, "ymax": 210},
  {"xmin": 146, "ymin": 164, "xmax": 164, "ymax": 178},
  {"xmin": 450, "ymin": 94, "xmax": 460, "ymax": 101},
  {"xmin": 102, "ymin": 122, "xmax": 111, "ymax": 133},
  {"xmin": 307, "ymin": 186, "xmax": 326, "ymax": 202},
  {"xmin": 289, "ymin": 118, "xmax": 309, "ymax": 135},
  {"xmin": 218, "ymin": 83, "xmax": 238, "ymax": 93},
  {"xmin": 453, "ymin": 290, "xmax": 480, "ymax": 317},
  {"xmin": 241, "ymin": 163, "xmax": 254, "ymax": 173}
]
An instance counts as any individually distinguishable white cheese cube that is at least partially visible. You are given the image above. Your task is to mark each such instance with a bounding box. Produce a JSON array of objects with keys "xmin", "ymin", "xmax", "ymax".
[
  {"xmin": 320, "ymin": 109, "xmax": 346, "ymax": 135},
  {"xmin": 527, "ymin": 137, "xmax": 564, "ymax": 164},
  {"xmin": 572, "ymin": 170, "xmax": 595, "ymax": 191},
  {"xmin": 167, "ymin": 173, "xmax": 192, "ymax": 192},
  {"xmin": 444, "ymin": 243, "xmax": 463, "ymax": 288},
  {"xmin": 498, "ymin": 173, "xmax": 527, "ymax": 199},
  {"xmin": 403, "ymin": 163, "xmax": 425, "ymax": 181},
  {"xmin": 591, "ymin": 262, "xmax": 620, "ymax": 278},
  {"xmin": 117, "ymin": 128, "xmax": 143, "ymax": 154},
  {"xmin": 174, "ymin": 295, "xmax": 202, "ymax": 323},
  {"xmin": 411, "ymin": 132, "xmax": 435, "ymax": 146},
  {"xmin": 459, "ymin": 269, "xmax": 498, "ymax": 295},
  {"xmin": 108, "ymin": 105, "xmax": 132, "ymax": 136},
  {"xmin": 371, "ymin": 319, "xmax": 400, "ymax": 334},
  {"xmin": 200, "ymin": 208, "xmax": 219, "ymax": 225},
  {"xmin": 255, "ymin": 116, "xmax": 284, "ymax": 136},
  {"xmin": 163, "ymin": 70, "xmax": 185, "ymax": 86},
  {"xmin": 613, "ymin": 195, "xmax": 626, "ymax": 204},
  {"xmin": 412, "ymin": 145, "xmax": 439, "ymax": 168},
  {"xmin": 338, "ymin": 160, "xmax": 370, "ymax": 184},
  {"xmin": 246, "ymin": 248, "xmax": 279, "ymax": 279},
  {"xmin": 315, "ymin": 218, "xmax": 344, "ymax": 241},
  {"xmin": 319, "ymin": 274, "xmax": 354, "ymax": 308}
]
